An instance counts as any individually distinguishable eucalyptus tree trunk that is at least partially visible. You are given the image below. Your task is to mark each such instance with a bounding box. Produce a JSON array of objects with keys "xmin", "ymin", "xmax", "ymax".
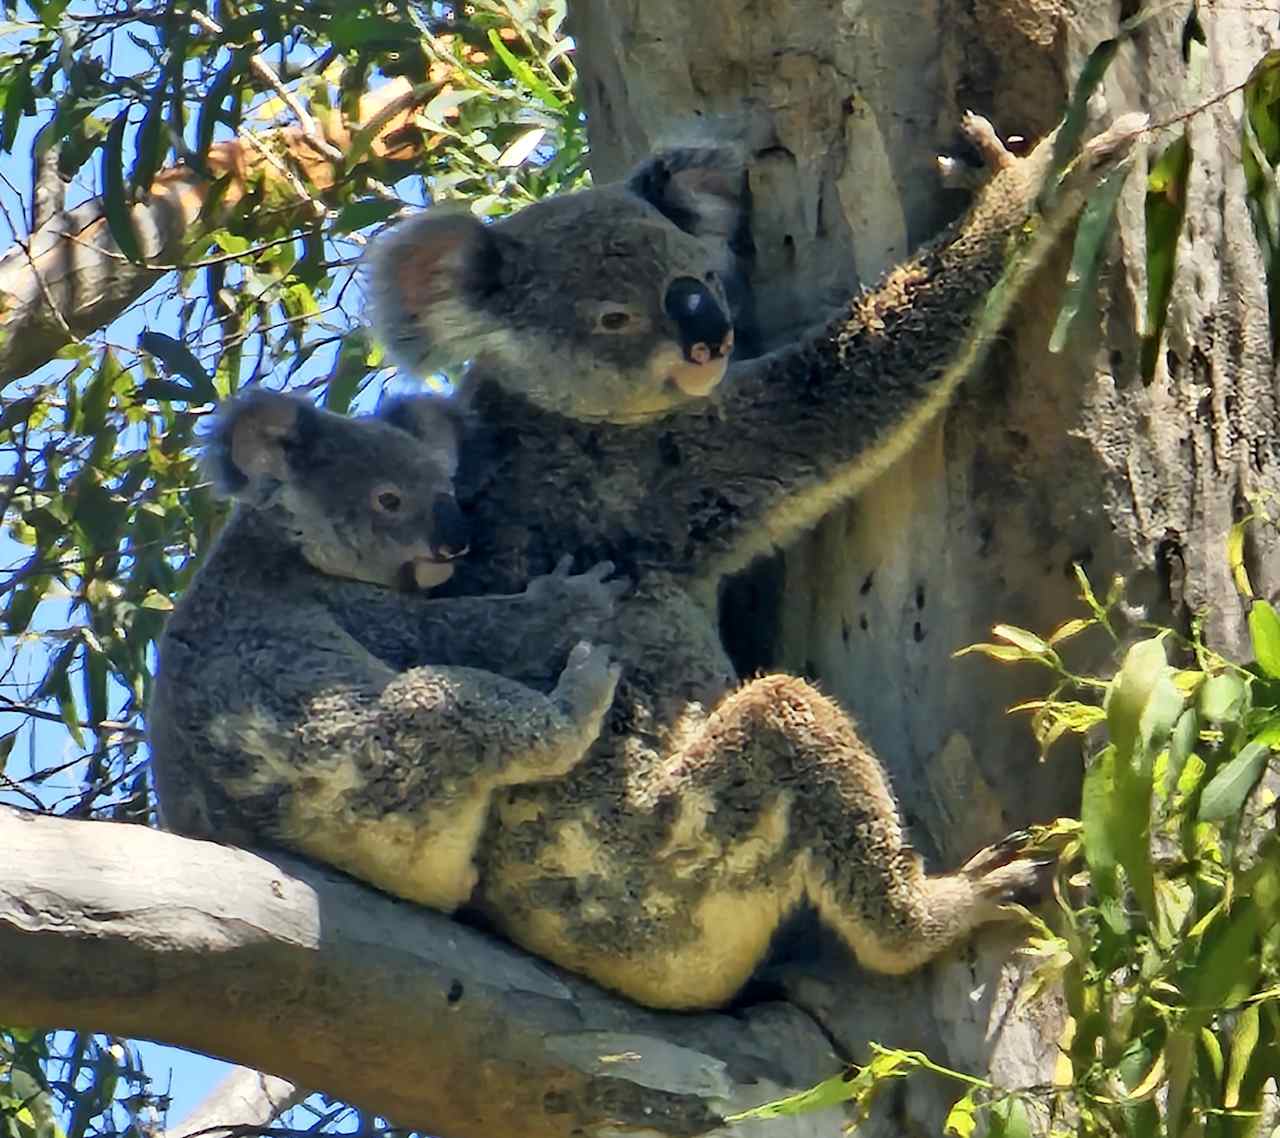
[{"xmin": 571, "ymin": 1, "xmax": 1280, "ymax": 1130}]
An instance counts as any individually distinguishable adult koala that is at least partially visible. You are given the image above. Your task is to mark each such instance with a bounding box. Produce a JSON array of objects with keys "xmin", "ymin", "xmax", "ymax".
[
  {"xmin": 362, "ymin": 114, "xmax": 1142, "ymax": 1010},
  {"xmin": 149, "ymin": 391, "xmax": 623, "ymax": 913}
]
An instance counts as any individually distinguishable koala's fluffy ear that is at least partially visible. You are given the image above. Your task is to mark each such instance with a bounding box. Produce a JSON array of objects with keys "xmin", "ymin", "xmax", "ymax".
[
  {"xmin": 627, "ymin": 146, "xmax": 748, "ymax": 245},
  {"xmin": 205, "ymin": 390, "xmax": 314, "ymax": 496},
  {"xmin": 364, "ymin": 211, "xmax": 506, "ymax": 377},
  {"xmin": 378, "ymin": 394, "xmax": 464, "ymax": 477}
]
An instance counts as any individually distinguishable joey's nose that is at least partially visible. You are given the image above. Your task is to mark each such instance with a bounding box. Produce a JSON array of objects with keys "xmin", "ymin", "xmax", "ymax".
[
  {"xmin": 430, "ymin": 495, "xmax": 470, "ymax": 561},
  {"xmin": 664, "ymin": 276, "xmax": 733, "ymax": 364}
]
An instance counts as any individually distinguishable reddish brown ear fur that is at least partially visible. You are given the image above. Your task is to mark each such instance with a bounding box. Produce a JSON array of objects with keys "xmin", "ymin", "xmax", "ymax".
[
  {"xmin": 364, "ymin": 209, "xmax": 509, "ymax": 380},
  {"xmin": 627, "ymin": 146, "xmax": 747, "ymax": 240},
  {"xmin": 206, "ymin": 390, "xmax": 306, "ymax": 494},
  {"xmin": 382, "ymin": 211, "xmax": 489, "ymax": 315}
]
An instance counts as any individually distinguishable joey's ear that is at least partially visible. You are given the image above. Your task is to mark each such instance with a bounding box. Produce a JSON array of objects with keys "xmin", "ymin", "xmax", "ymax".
[
  {"xmin": 205, "ymin": 391, "xmax": 312, "ymax": 496},
  {"xmin": 379, "ymin": 394, "xmax": 464, "ymax": 477},
  {"xmin": 364, "ymin": 210, "xmax": 507, "ymax": 375},
  {"xmin": 627, "ymin": 146, "xmax": 747, "ymax": 243}
]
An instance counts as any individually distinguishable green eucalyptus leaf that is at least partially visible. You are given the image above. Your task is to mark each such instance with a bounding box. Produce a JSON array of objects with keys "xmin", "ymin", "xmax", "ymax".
[
  {"xmin": 1198, "ymin": 740, "xmax": 1271, "ymax": 822},
  {"xmin": 1249, "ymin": 599, "xmax": 1280, "ymax": 678},
  {"xmin": 102, "ymin": 109, "xmax": 143, "ymax": 264}
]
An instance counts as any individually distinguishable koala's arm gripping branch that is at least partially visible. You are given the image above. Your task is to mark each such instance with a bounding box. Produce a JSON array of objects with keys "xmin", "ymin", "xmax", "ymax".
[
  {"xmin": 681, "ymin": 116, "xmax": 1144, "ymax": 588},
  {"xmin": 0, "ymin": 806, "xmax": 845, "ymax": 1138}
]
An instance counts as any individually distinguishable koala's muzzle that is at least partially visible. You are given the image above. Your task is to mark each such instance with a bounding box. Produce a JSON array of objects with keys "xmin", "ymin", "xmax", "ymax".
[
  {"xmin": 430, "ymin": 495, "xmax": 470, "ymax": 561},
  {"xmin": 404, "ymin": 496, "xmax": 470, "ymax": 591},
  {"xmin": 662, "ymin": 277, "xmax": 734, "ymax": 397}
]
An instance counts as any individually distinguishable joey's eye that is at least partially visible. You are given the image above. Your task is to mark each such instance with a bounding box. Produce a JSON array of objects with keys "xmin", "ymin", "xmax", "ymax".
[
  {"xmin": 599, "ymin": 311, "xmax": 631, "ymax": 331},
  {"xmin": 704, "ymin": 271, "xmax": 717, "ymax": 283},
  {"xmin": 372, "ymin": 486, "xmax": 404, "ymax": 514}
]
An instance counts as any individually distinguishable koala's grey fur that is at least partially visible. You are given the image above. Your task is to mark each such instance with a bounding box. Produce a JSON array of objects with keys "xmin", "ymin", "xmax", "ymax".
[
  {"xmin": 365, "ymin": 146, "xmax": 746, "ymax": 424},
  {"xmin": 357, "ymin": 115, "xmax": 1144, "ymax": 1009},
  {"xmin": 158, "ymin": 116, "xmax": 1138, "ymax": 1011},
  {"xmin": 148, "ymin": 391, "xmax": 624, "ymax": 913}
]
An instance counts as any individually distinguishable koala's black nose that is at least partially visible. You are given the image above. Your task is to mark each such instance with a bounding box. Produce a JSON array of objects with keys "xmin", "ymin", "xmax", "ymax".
[
  {"xmin": 664, "ymin": 277, "xmax": 733, "ymax": 363},
  {"xmin": 430, "ymin": 495, "xmax": 470, "ymax": 561}
]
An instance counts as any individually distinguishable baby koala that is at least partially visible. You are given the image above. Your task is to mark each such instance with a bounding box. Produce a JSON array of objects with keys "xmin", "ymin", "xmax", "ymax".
[{"xmin": 148, "ymin": 389, "xmax": 623, "ymax": 912}]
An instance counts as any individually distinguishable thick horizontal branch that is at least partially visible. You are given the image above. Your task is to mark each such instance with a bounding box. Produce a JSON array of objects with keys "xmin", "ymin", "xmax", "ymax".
[{"xmin": 0, "ymin": 806, "xmax": 843, "ymax": 1138}]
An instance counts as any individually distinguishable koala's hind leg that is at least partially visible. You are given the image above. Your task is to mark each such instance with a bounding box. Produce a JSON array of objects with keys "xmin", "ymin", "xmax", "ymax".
[{"xmin": 650, "ymin": 674, "xmax": 1039, "ymax": 982}]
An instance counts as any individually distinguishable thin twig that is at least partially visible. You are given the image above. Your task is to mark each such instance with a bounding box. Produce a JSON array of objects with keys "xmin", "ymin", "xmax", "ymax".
[{"xmin": 188, "ymin": 10, "xmax": 345, "ymax": 166}]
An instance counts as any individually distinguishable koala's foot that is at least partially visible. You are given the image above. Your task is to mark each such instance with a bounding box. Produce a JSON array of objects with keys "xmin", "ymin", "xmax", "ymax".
[
  {"xmin": 968, "ymin": 856, "xmax": 1051, "ymax": 911},
  {"xmin": 959, "ymin": 830, "xmax": 1055, "ymax": 907},
  {"xmin": 936, "ymin": 113, "xmax": 1018, "ymax": 190},
  {"xmin": 553, "ymin": 640, "xmax": 622, "ymax": 726}
]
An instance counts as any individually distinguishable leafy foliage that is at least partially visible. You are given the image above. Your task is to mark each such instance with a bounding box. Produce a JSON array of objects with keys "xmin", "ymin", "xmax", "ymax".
[
  {"xmin": 0, "ymin": 1, "xmax": 582, "ymax": 1133},
  {"xmin": 743, "ymin": 549, "xmax": 1280, "ymax": 1135}
]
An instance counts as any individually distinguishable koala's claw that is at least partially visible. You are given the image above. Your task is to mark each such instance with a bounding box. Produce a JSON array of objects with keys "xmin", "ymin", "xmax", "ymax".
[
  {"xmin": 960, "ymin": 830, "xmax": 1032, "ymax": 877},
  {"xmin": 554, "ymin": 640, "xmax": 622, "ymax": 723},
  {"xmin": 959, "ymin": 111, "xmax": 1016, "ymax": 172},
  {"xmin": 978, "ymin": 857, "xmax": 1052, "ymax": 911}
]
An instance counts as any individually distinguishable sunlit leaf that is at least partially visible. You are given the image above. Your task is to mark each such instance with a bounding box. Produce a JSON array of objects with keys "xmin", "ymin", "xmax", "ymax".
[
  {"xmin": 1198, "ymin": 740, "xmax": 1270, "ymax": 822},
  {"xmin": 1249, "ymin": 599, "xmax": 1280, "ymax": 677},
  {"xmin": 1107, "ymin": 637, "xmax": 1168, "ymax": 763},
  {"xmin": 497, "ymin": 126, "xmax": 547, "ymax": 167},
  {"xmin": 1224, "ymin": 1002, "xmax": 1260, "ymax": 1108},
  {"xmin": 1198, "ymin": 672, "xmax": 1249, "ymax": 726},
  {"xmin": 488, "ymin": 28, "xmax": 563, "ymax": 110},
  {"xmin": 943, "ymin": 1089, "xmax": 978, "ymax": 1138}
]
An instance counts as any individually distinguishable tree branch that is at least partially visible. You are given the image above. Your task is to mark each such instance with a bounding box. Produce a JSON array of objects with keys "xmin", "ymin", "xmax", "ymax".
[
  {"xmin": 164, "ymin": 1068, "xmax": 304, "ymax": 1138},
  {"xmin": 0, "ymin": 806, "xmax": 845, "ymax": 1138},
  {"xmin": 0, "ymin": 78, "xmax": 431, "ymax": 387}
]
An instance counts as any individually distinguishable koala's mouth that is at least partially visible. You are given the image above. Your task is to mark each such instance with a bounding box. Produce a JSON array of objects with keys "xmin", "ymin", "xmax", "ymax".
[
  {"xmin": 667, "ymin": 356, "xmax": 729, "ymax": 397},
  {"xmin": 402, "ymin": 557, "xmax": 458, "ymax": 591},
  {"xmin": 650, "ymin": 331, "xmax": 734, "ymax": 399}
]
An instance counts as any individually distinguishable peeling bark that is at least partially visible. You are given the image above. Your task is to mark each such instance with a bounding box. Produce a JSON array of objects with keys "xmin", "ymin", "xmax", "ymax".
[{"xmin": 163, "ymin": 1068, "xmax": 304, "ymax": 1138}]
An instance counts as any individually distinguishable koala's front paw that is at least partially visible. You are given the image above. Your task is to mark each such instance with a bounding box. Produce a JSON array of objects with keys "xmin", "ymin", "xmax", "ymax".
[
  {"xmin": 553, "ymin": 640, "xmax": 622, "ymax": 727},
  {"xmin": 526, "ymin": 555, "xmax": 631, "ymax": 626}
]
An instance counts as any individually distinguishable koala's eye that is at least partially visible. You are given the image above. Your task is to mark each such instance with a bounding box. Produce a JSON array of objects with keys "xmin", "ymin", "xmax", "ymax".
[
  {"xmin": 704, "ymin": 271, "xmax": 718, "ymax": 283},
  {"xmin": 599, "ymin": 311, "xmax": 632, "ymax": 331},
  {"xmin": 372, "ymin": 486, "xmax": 404, "ymax": 514}
]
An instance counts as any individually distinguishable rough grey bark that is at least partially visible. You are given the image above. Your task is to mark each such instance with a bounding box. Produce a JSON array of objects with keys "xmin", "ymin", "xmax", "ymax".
[{"xmin": 570, "ymin": 0, "xmax": 1280, "ymax": 1131}]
